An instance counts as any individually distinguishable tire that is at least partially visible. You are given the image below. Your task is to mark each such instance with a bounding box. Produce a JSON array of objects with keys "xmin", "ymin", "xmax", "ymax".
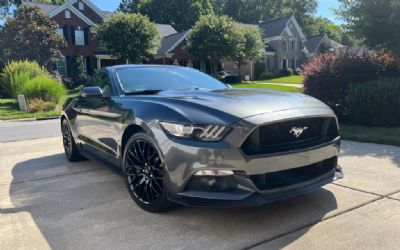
[
  {"xmin": 122, "ymin": 132, "xmax": 173, "ymax": 213},
  {"xmin": 62, "ymin": 119, "xmax": 84, "ymax": 162}
]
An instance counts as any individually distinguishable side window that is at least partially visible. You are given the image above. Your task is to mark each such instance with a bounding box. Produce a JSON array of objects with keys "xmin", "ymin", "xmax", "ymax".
[{"xmin": 86, "ymin": 72, "xmax": 113, "ymax": 97}]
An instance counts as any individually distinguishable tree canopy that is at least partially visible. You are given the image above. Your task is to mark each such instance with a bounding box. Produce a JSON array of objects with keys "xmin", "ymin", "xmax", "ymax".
[
  {"xmin": 0, "ymin": 0, "xmax": 65, "ymax": 17},
  {"xmin": 336, "ymin": 0, "xmax": 400, "ymax": 58},
  {"xmin": 1, "ymin": 6, "xmax": 65, "ymax": 68},
  {"xmin": 97, "ymin": 13, "xmax": 159, "ymax": 64},
  {"xmin": 137, "ymin": 0, "xmax": 214, "ymax": 31},
  {"xmin": 118, "ymin": 0, "xmax": 141, "ymax": 13}
]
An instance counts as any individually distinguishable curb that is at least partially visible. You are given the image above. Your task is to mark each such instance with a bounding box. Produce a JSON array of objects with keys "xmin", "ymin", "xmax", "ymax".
[{"xmin": 0, "ymin": 116, "xmax": 60, "ymax": 123}]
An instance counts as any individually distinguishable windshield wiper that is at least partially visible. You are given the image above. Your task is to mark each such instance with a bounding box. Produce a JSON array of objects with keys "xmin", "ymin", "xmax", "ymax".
[{"xmin": 124, "ymin": 90, "xmax": 162, "ymax": 95}]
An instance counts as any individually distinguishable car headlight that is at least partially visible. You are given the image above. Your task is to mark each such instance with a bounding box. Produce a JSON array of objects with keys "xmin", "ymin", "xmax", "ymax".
[{"xmin": 159, "ymin": 122, "xmax": 228, "ymax": 141}]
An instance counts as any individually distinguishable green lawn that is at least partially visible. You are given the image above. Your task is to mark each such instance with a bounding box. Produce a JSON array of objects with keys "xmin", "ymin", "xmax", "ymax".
[
  {"xmin": 341, "ymin": 125, "xmax": 400, "ymax": 146},
  {"xmin": 0, "ymin": 87, "xmax": 81, "ymax": 121},
  {"xmin": 259, "ymin": 75, "xmax": 304, "ymax": 84},
  {"xmin": 0, "ymin": 99, "xmax": 60, "ymax": 120},
  {"xmin": 233, "ymin": 83, "xmax": 302, "ymax": 92}
]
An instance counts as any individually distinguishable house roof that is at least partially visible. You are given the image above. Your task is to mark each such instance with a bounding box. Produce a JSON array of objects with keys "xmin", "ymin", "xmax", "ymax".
[
  {"xmin": 156, "ymin": 24, "xmax": 178, "ymax": 38},
  {"xmin": 156, "ymin": 30, "xmax": 190, "ymax": 56},
  {"xmin": 20, "ymin": 1, "xmax": 178, "ymax": 37},
  {"xmin": 21, "ymin": 1, "xmax": 59, "ymax": 13},
  {"xmin": 258, "ymin": 15, "xmax": 292, "ymax": 38},
  {"xmin": 305, "ymin": 33, "xmax": 345, "ymax": 53}
]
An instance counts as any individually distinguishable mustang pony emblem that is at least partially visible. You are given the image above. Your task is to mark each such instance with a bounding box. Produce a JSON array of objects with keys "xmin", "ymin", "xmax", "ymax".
[{"xmin": 290, "ymin": 127, "xmax": 309, "ymax": 138}]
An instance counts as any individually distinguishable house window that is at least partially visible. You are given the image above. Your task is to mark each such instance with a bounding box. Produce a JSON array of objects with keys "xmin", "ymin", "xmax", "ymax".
[
  {"xmin": 56, "ymin": 56, "xmax": 67, "ymax": 76},
  {"xmin": 282, "ymin": 41, "xmax": 288, "ymax": 53},
  {"xmin": 75, "ymin": 28, "xmax": 85, "ymax": 45},
  {"xmin": 65, "ymin": 10, "xmax": 71, "ymax": 19},
  {"xmin": 292, "ymin": 39, "xmax": 298, "ymax": 50},
  {"xmin": 78, "ymin": 2, "xmax": 84, "ymax": 10},
  {"xmin": 56, "ymin": 28, "xmax": 64, "ymax": 38},
  {"xmin": 266, "ymin": 57, "xmax": 270, "ymax": 69}
]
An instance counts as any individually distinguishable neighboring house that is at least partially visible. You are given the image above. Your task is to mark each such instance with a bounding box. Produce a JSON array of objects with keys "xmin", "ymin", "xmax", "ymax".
[
  {"xmin": 21, "ymin": 0, "xmax": 179, "ymax": 77},
  {"xmin": 305, "ymin": 33, "xmax": 345, "ymax": 58}
]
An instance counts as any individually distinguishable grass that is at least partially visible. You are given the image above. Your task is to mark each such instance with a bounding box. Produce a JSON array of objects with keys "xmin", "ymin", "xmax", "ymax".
[
  {"xmin": 232, "ymin": 83, "xmax": 302, "ymax": 92},
  {"xmin": 0, "ymin": 99, "xmax": 60, "ymax": 120},
  {"xmin": 341, "ymin": 124, "xmax": 400, "ymax": 146},
  {"xmin": 259, "ymin": 75, "xmax": 304, "ymax": 84},
  {"xmin": 0, "ymin": 86, "xmax": 81, "ymax": 121}
]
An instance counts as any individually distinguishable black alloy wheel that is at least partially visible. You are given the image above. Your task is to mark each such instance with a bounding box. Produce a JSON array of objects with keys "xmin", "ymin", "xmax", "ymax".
[
  {"xmin": 123, "ymin": 133, "xmax": 173, "ymax": 212},
  {"xmin": 61, "ymin": 119, "xmax": 84, "ymax": 162}
]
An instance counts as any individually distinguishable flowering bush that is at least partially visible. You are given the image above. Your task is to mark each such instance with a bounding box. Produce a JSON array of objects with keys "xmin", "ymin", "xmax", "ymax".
[{"xmin": 302, "ymin": 51, "xmax": 399, "ymax": 120}]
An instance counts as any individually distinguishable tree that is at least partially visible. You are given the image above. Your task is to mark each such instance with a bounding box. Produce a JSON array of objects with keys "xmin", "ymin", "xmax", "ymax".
[
  {"xmin": 231, "ymin": 27, "xmax": 265, "ymax": 79},
  {"xmin": 69, "ymin": 56, "xmax": 87, "ymax": 85},
  {"xmin": 307, "ymin": 17, "xmax": 343, "ymax": 41},
  {"xmin": 1, "ymin": 0, "xmax": 65, "ymax": 17},
  {"xmin": 97, "ymin": 13, "xmax": 159, "ymax": 64},
  {"xmin": 210, "ymin": 0, "xmax": 318, "ymax": 26},
  {"xmin": 186, "ymin": 14, "xmax": 242, "ymax": 76},
  {"xmin": 336, "ymin": 0, "xmax": 400, "ymax": 61},
  {"xmin": 138, "ymin": 0, "xmax": 214, "ymax": 31},
  {"xmin": 1, "ymin": 6, "xmax": 65, "ymax": 68},
  {"xmin": 118, "ymin": 0, "xmax": 141, "ymax": 13}
]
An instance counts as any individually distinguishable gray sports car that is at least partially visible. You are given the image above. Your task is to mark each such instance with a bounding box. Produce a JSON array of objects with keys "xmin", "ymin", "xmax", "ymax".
[{"xmin": 61, "ymin": 65, "xmax": 343, "ymax": 213}]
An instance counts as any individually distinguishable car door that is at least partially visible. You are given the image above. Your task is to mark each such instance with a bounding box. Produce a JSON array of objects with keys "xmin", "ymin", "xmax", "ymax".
[{"xmin": 75, "ymin": 71, "xmax": 123, "ymax": 162}]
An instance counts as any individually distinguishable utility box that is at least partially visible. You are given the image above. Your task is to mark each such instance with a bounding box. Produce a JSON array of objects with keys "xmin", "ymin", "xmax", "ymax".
[
  {"xmin": 245, "ymin": 75, "xmax": 250, "ymax": 81},
  {"xmin": 18, "ymin": 94, "xmax": 27, "ymax": 111}
]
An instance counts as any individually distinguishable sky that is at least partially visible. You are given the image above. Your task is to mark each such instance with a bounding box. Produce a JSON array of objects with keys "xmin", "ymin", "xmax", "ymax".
[{"xmin": 92, "ymin": 0, "xmax": 343, "ymax": 24}]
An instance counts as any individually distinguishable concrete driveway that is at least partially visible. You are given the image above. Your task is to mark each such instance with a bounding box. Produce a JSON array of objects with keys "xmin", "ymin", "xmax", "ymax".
[{"xmin": 0, "ymin": 124, "xmax": 399, "ymax": 249}]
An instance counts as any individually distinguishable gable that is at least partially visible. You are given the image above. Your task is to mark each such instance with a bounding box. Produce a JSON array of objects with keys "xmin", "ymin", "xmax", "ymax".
[
  {"xmin": 48, "ymin": 3, "xmax": 96, "ymax": 26},
  {"xmin": 71, "ymin": 0, "xmax": 103, "ymax": 24}
]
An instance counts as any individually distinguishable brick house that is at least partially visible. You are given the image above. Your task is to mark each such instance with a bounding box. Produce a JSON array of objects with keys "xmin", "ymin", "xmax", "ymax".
[{"xmin": 21, "ymin": 0, "xmax": 180, "ymax": 77}]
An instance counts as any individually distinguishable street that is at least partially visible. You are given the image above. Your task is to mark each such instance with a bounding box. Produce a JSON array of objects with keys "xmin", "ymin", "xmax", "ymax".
[{"xmin": 0, "ymin": 120, "xmax": 399, "ymax": 249}]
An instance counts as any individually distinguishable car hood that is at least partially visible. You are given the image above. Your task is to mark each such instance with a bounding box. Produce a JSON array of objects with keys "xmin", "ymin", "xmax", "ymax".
[{"xmin": 126, "ymin": 88, "xmax": 331, "ymax": 124}]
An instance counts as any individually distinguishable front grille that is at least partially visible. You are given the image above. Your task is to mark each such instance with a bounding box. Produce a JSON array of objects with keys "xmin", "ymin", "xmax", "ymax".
[
  {"xmin": 242, "ymin": 117, "xmax": 338, "ymax": 155},
  {"xmin": 250, "ymin": 157, "xmax": 337, "ymax": 191}
]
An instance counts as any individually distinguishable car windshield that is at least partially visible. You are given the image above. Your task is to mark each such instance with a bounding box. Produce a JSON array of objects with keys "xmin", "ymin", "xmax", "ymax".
[{"xmin": 115, "ymin": 67, "xmax": 227, "ymax": 94}]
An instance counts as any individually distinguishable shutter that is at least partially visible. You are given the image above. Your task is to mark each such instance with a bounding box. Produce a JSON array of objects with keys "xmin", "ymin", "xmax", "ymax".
[
  {"xmin": 86, "ymin": 56, "xmax": 92, "ymax": 75},
  {"xmin": 70, "ymin": 26, "xmax": 75, "ymax": 45},
  {"xmin": 63, "ymin": 26, "xmax": 68, "ymax": 41},
  {"xmin": 66, "ymin": 56, "xmax": 73, "ymax": 76},
  {"xmin": 84, "ymin": 28, "xmax": 89, "ymax": 46}
]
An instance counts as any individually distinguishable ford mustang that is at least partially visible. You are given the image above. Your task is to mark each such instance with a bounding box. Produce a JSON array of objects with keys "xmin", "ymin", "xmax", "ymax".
[{"xmin": 61, "ymin": 65, "xmax": 343, "ymax": 213}]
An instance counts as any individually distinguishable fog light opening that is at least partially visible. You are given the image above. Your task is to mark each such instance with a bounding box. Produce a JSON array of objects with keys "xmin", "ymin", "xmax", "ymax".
[{"xmin": 194, "ymin": 170, "xmax": 234, "ymax": 176}]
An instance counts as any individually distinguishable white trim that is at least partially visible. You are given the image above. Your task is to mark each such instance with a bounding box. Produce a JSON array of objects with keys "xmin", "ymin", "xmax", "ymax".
[
  {"xmin": 265, "ymin": 52, "xmax": 276, "ymax": 56},
  {"xmin": 167, "ymin": 31, "xmax": 190, "ymax": 53},
  {"xmin": 312, "ymin": 34, "xmax": 329, "ymax": 54},
  {"xmin": 286, "ymin": 16, "xmax": 306, "ymax": 40},
  {"xmin": 48, "ymin": 3, "xmax": 96, "ymax": 26},
  {"xmin": 283, "ymin": 26, "xmax": 294, "ymax": 39},
  {"xmin": 265, "ymin": 36, "xmax": 282, "ymax": 42},
  {"xmin": 154, "ymin": 53, "xmax": 174, "ymax": 60},
  {"xmin": 69, "ymin": 0, "xmax": 107, "ymax": 19},
  {"xmin": 94, "ymin": 54, "xmax": 117, "ymax": 60}
]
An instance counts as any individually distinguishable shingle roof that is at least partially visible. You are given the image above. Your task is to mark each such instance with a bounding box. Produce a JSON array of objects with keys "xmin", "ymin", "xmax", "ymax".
[
  {"xmin": 258, "ymin": 15, "xmax": 292, "ymax": 38},
  {"xmin": 305, "ymin": 33, "xmax": 345, "ymax": 53},
  {"xmin": 21, "ymin": 1, "xmax": 59, "ymax": 14},
  {"xmin": 157, "ymin": 30, "xmax": 190, "ymax": 56},
  {"xmin": 156, "ymin": 24, "xmax": 178, "ymax": 38}
]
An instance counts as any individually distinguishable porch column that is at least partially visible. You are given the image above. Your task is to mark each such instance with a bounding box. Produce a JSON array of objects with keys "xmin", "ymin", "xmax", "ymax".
[{"xmin": 96, "ymin": 57, "xmax": 101, "ymax": 69}]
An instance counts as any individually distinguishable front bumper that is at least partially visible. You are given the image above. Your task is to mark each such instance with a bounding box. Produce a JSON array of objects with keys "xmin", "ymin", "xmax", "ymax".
[
  {"xmin": 151, "ymin": 108, "xmax": 342, "ymax": 206},
  {"xmin": 169, "ymin": 166, "xmax": 343, "ymax": 207}
]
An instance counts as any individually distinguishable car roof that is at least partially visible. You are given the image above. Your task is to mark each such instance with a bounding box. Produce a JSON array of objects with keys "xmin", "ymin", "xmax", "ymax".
[{"xmin": 107, "ymin": 64, "xmax": 189, "ymax": 70}]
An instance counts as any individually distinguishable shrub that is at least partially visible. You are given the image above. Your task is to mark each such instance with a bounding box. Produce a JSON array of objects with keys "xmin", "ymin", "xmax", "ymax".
[
  {"xmin": 254, "ymin": 61, "xmax": 266, "ymax": 79},
  {"xmin": 222, "ymin": 75, "xmax": 241, "ymax": 83},
  {"xmin": 280, "ymin": 68, "xmax": 293, "ymax": 76},
  {"xmin": 347, "ymin": 78, "xmax": 400, "ymax": 127},
  {"xmin": 22, "ymin": 75, "xmax": 66, "ymax": 103},
  {"xmin": 69, "ymin": 56, "xmax": 88, "ymax": 86},
  {"xmin": 27, "ymin": 99, "xmax": 57, "ymax": 113},
  {"xmin": 294, "ymin": 67, "xmax": 301, "ymax": 75},
  {"xmin": 0, "ymin": 60, "xmax": 48, "ymax": 98},
  {"xmin": 259, "ymin": 71, "xmax": 275, "ymax": 80},
  {"xmin": 302, "ymin": 51, "xmax": 400, "ymax": 120}
]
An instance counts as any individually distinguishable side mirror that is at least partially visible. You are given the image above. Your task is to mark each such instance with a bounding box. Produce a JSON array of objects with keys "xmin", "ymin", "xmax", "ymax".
[{"xmin": 80, "ymin": 87, "xmax": 103, "ymax": 97}]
